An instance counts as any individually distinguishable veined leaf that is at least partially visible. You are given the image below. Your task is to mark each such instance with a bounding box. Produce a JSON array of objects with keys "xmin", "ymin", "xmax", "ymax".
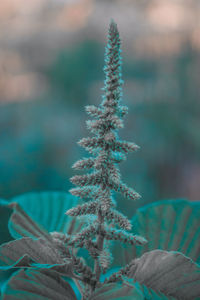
[
  {"xmin": 132, "ymin": 199, "xmax": 200, "ymax": 262},
  {"xmin": 89, "ymin": 281, "xmax": 144, "ymax": 300},
  {"xmin": 9, "ymin": 192, "xmax": 83, "ymax": 239},
  {"xmin": 0, "ymin": 199, "xmax": 13, "ymax": 244},
  {"xmin": 128, "ymin": 249, "xmax": 200, "ymax": 300},
  {"xmin": 8, "ymin": 202, "xmax": 51, "ymax": 241},
  {"xmin": 112, "ymin": 199, "xmax": 200, "ymax": 267},
  {"xmin": 2, "ymin": 269, "xmax": 77, "ymax": 300},
  {"xmin": 0, "ymin": 237, "xmax": 73, "ymax": 276}
]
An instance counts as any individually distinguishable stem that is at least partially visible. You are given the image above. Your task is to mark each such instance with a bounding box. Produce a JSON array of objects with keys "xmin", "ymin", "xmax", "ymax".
[
  {"xmin": 72, "ymin": 274, "xmax": 83, "ymax": 281},
  {"xmin": 93, "ymin": 148, "xmax": 110, "ymax": 286},
  {"xmin": 94, "ymin": 210, "xmax": 105, "ymax": 284},
  {"xmin": 73, "ymin": 278, "xmax": 84, "ymax": 297}
]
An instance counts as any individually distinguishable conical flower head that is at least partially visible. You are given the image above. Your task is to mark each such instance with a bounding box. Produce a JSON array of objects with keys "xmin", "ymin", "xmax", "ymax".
[{"xmin": 102, "ymin": 20, "xmax": 125, "ymax": 114}]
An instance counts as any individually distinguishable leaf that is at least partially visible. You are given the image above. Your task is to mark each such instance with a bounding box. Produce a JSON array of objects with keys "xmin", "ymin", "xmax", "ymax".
[
  {"xmin": 0, "ymin": 200, "xmax": 15, "ymax": 295},
  {"xmin": 8, "ymin": 202, "xmax": 51, "ymax": 241},
  {"xmin": 112, "ymin": 199, "xmax": 200, "ymax": 267},
  {"xmin": 128, "ymin": 249, "xmax": 200, "ymax": 300},
  {"xmin": 89, "ymin": 282, "xmax": 144, "ymax": 300},
  {"xmin": 0, "ymin": 199, "xmax": 13, "ymax": 244},
  {"xmin": 0, "ymin": 237, "xmax": 72, "ymax": 276},
  {"xmin": 2, "ymin": 269, "xmax": 77, "ymax": 300},
  {"xmin": 136, "ymin": 283, "xmax": 176, "ymax": 300},
  {"xmin": 9, "ymin": 192, "xmax": 83, "ymax": 239},
  {"xmin": 132, "ymin": 199, "xmax": 200, "ymax": 262}
]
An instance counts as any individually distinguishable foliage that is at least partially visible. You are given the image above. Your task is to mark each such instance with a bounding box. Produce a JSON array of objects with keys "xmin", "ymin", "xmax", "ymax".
[
  {"xmin": 46, "ymin": 40, "xmax": 103, "ymax": 107},
  {"xmin": 0, "ymin": 193, "xmax": 200, "ymax": 299},
  {"xmin": 0, "ymin": 20, "xmax": 200, "ymax": 300},
  {"xmin": 1, "ymin": 40, "xmax": 200, "ymax": 204},
  {"xmin": 65, "ymin": 20, "xmax": 146, "ymax": 295}
]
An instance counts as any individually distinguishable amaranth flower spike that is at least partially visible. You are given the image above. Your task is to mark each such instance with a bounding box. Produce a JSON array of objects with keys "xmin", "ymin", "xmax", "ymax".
[{"xmin": 66, "ymin": 19, "xmax": 147, "ymax": 295}]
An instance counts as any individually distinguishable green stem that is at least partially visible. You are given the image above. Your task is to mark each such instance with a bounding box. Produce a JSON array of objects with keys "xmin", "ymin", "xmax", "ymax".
[
  {"xmin": 93, "ymin": 147, "xmax": 110, "ymax": 287},
  {"xmin": 73, "ymin": 278, "xmax": 84, "ymax": 297},
  {"xmin": 94, "ymin": 210, "xmax": 105, "ymax": 284}
]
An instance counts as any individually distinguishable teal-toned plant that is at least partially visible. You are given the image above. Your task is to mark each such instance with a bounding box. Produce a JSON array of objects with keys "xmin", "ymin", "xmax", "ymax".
[
  {"xmin": 0, "ymin": 20, "xmax": 199, "ymax": 300},
  {"xmin": 66, "ymin": 19, "xmax": 146, "ymax": 294}
]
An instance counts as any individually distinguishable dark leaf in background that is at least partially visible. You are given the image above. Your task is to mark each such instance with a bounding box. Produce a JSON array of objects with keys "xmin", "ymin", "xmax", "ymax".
[
  {"xmin": 11, "ymin": 192, "xmax": 83, "ymax": 236},
  {"xmin": 0, "ymin": 237, "xmax": 73, "ymax": 276},
  {"xmin": 89, "ymin": 281, "xmax": 144, "ymax": 300},
  {"xmin": 128, "ymin": 250, "xmax": 200, "ymax": 300},
  {"xmin": 112, "ymin": 199, "xmax": 200, "ymax": 267},
  {"xmin": 2, "ymin": 269, "xmax": 77, "ymax": 300},
  {"xmin": 0, "ymin": 200, "xmax": 13, "ymax": 244},
  {"xmin": 0, "ymin": 200, "xmax": 15, "ymax": 294},
  {"xmin": 131, "ymin": 199, "xmax": 200, "ymax": 261},
  {"xmin": 0, "ymin": 192, "xmax": 83, "ymax": 295},
  {"xmin": 8, "ymin": 202, "xmax": 51, "ymax": 241}
]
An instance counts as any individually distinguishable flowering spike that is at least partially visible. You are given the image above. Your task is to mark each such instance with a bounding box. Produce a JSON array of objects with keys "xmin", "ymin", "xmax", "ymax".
[
  {"xmin": 67, "ymin": 20, "xmax": 146, "ymax": 289},
  {"xmin": 66, "ymin": 200, "xmax": 98, "ymax": 216},
  {"xmin": 85, "ymin": 105, "xmax": 103, "ymax": 118},
  {"xmin": 72, "ymin": 158, "xmax": 95, "ymax": 170}
]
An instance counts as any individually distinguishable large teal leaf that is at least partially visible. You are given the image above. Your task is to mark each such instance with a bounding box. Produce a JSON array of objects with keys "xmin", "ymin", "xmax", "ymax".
[
  {"xmin": 2, "ymin": 269, "xmax": 77, "ymax": 300},
  {"xmin": 105, "ymin": 250, "xmax": 200, "ymax": 299},
  {"xmin": 112, "ymin": 199, "xmax": 200, "ymax": 267},
  {"xmin": 127, "ymin": 250, "xmax": 200, "ymax": 300},
  {"xmin": 0, "ymin": 192, "xmax": 85, "ymax": 297},
  {"xmin": 88, "ymin": 281, "xmax": 144, "ymax": 300},
  {"xmin": 9, "ymin": 192, "xmax": 83, "ymax": 239},
  {"xmin": 0, "ymin": 237, "xmax": 73, "ymax": 276},
  {"xmin": 0, "ymin": 199, "xmax": 13, "ymax": 245},
  {"xmin": 8, "ymin": 202, "xmax": 51, "ymax": 241},
  {"xmin": 136, "ymin": 283, "xmax": 176, "ymax": 300},
  {"xmin": 132, "ymin": 199, "xmax": 200, "ymax": 261},
  {"xmin": 0, "ymin": 200, "xmax": 14, "ymax": 296}
]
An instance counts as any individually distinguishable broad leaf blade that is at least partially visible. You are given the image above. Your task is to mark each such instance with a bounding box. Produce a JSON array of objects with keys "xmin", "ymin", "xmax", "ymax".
[
  {"xmin": 2, "ymin": 269, "xmax": 77, "ymax": 300},
  {"xmin": 0, "ymin": 199, "xmax": 13, "ymax": 244},
  {"xmin": 128, "ymin": 250, "xmax": 200, "ymax": 300},
  {"xmin": 0, "ymin": 238, "xmax": 73, "ymax": 276},
  {"xmin": 89, "ymin": 282, "xmax": 144, "ymax": 300},
  {"xmin": 132, "ymin": 199, "xmax": 200, "ymax": 262},
  {"xmin": 11, "ymin": 192, "xmax": 83, "ymax": 235},
  {"xmin": 138, "ymin": 283, "xmax": 176, "ymax": 300},
  {"xmin": 0, "ymin": 200, "xmax": 14, "ymax": 297},
  {"xmin": 8, "ymin": 202, "xmax": 51, "ymax": 241},
  {"xmin": 113, "ymin": 199, "xmax": 200, "ymax": 267}
]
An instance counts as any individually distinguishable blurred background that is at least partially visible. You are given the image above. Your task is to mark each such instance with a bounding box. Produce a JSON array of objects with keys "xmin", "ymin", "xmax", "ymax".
[{"xmin": 0, "ymin": 0, "xmax": 200, "ymax": 214}]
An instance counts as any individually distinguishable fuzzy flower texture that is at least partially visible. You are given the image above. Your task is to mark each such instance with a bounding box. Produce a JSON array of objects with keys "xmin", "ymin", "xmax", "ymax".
[
  {"xmin": 0, "ymin": 19, "xmax": 200, "ymax": 300},
  {"xmin": 67, "ymin": 18, "xmax": 146, "ymax": 284}
]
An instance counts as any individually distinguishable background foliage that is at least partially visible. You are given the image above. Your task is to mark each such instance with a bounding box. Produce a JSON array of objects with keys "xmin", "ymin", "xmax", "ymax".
[{"xmin": 0, "ymin": 0, "xmax": 200, "ymax": 214}]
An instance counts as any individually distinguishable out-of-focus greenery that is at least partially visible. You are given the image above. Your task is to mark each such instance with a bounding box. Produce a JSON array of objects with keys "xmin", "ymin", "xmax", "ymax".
[
  {"xmin": 0, "ymin": 40, "xmax": 200, "ymax": 215},
  {"xmin": 46, "ymin": 41, "xmax": 104, "ymax": 107}
]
